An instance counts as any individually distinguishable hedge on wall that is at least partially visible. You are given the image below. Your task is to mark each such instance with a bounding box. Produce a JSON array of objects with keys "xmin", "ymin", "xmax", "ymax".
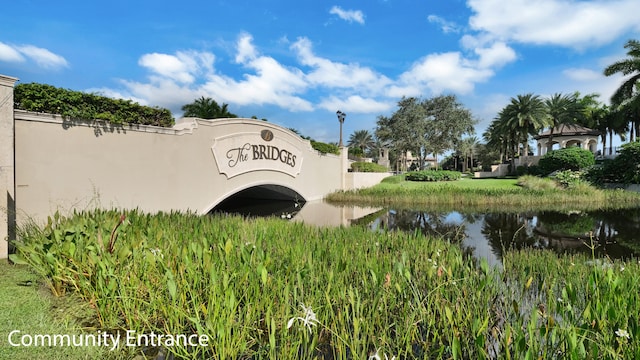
[
  {"xmin": 350, "ymin": 162, "xmax": 388, "ymax": 173},
  {"xmin": 14, "ymin": 83, "xmax": 174, "ymax": 127},
  {"xmin": 310, "ymin": 140, "xmax": 340, "ymax": 155},
  {"xmin": 405, "ymin": 170, "xmax": 461, "ymax": 182}
]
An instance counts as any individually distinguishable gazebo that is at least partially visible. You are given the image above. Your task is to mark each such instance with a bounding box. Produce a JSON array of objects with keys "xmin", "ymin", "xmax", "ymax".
[{"xmin": 534, "ymin": 124, "xmax": 600, "ymax": 156}]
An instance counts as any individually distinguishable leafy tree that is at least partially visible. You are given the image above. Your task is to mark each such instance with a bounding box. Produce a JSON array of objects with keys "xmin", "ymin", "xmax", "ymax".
[
  {"xmin": 423, "ymin": 95, "xmax": 476, "ymax": 167},
  {"xmin": 376, "ymin": 95, "xmax": 476, "ymax": 171},
  {"xmin": 376, "ymin": 97, "xmax": 428, "ymax": 171},
  {"xmin": 181, "ymin": 96, "xmax": 238, "ymax": 119},
  {"xmin": 474, "ymin": 143, "xmax": 502, "ymax": 171},
  {"xmin": 604, "ymin": 39, "xmax": 640, "ymax": 141}
]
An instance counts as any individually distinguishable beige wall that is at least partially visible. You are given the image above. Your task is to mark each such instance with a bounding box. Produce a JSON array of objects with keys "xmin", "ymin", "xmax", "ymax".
[
  {"xmin": 345, "ymin": 172, "xmax": 393, "ymax": 190},
  {"xmin": 0, "ymin": 75, "xmax": 17, "ymax": 260},
  {"xmin": 0, "ymin": 77, "xmax": 389, "ymax": 259},
  {"xmin": 14, "ymin": 112, "xmax": 347, "ymax": 229}
]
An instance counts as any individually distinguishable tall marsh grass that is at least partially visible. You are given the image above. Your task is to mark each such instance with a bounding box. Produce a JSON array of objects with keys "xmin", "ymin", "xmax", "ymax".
[{"xmin": 10, "ymin": 210, "xmax": 640, "ymax": 359}]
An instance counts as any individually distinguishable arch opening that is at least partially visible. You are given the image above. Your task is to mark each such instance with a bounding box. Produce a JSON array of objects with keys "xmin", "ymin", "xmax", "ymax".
[{"xmin": 210, "ymin": 184, "xmax": 306, "ymax": 218}]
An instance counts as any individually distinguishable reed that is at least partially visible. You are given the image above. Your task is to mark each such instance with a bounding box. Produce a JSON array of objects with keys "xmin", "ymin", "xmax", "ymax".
[{"xmin": 10, "ymin": 210, "xmax": 640, "ymax": 359}]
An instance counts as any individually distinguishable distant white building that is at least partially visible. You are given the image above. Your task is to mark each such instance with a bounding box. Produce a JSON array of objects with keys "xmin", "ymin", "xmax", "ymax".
[
  {"xmin": 476, "ymin": 124, "xmax": 602, "ymax": 178},
  {"xmin": 534, "ymin": 124, "xmax": 600, "ymax": 156}
]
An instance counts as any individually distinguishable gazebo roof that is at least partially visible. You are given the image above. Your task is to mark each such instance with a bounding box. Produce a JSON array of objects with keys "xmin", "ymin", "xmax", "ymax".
[{"xmin": 534, "ymin": 124, "xmax": 601, "ymax": 139}]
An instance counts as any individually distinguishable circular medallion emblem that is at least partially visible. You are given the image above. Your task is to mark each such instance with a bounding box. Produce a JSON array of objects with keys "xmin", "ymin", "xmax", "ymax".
[{"xmin": 261, "ymin": 129, "xmax": 274, "ymax": 141}]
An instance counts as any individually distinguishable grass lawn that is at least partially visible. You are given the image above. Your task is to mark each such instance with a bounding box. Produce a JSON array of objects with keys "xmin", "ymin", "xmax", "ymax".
[
  {"xmin": 0, "ymin": 261, "xmax": 104, "ymax": 360},
  {"xmin": 326, "ymin": 175, "xmax": 640, "ymax": 211},
  {"xmin": 381, "ymin": 175, "xmax": 519, "ymax": 190}
]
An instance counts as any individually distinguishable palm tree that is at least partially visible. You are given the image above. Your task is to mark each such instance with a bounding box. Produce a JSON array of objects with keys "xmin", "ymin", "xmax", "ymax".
[
  {"xmin": 181, "ymin": 96, "xmax": 238, "ymax": 119},
  {"xmin": 501, "ymin": 94, "xmax": 548, "ymax": 156},
  {"xmin": 587, "ymin": 104, "xmax": 627, "ymax": 155},
  {"xmin": 604, "ymin": 39, "xmax": 640, "ymax": 141},
  {"xmin": 483, "ymin": 118, "xmax": 511, "ymax": 163},
  {"xmin": 347, "ymin": 130, "xmax": 375, "ymax": 155},
  {"xmin": 544, "ymin": 93, "xmax": 586, "ymax": 152},
  {"xmin": 458, "ymin": 136, "xmax": 479, "ymax": 172}
]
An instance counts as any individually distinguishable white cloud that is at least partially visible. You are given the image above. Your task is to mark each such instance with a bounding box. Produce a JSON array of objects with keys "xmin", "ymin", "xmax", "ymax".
[
  {"xmin": 474, "ymin": 42, "xmax": 517, "ymax": 69},
  {"xmin": 398, "ymin": 52, "xmax": 494, "ymax": 95},
  {"xmin": 468, "ymin": 0, "xmax": 640, "ymax": 48},
  {"xmin": 0, "ymin": 42, "xmax": 24, "ymax": 62},
  {"xmin": 291, "ymin": 37, "xmax": 392, "ymax": 95},
  {"xmin": 138, "ymin": 51, "xmax": 213, "ymax": 84},
  {"xmin": 121, "ymin": 76, "xmax": 199, "ymax": 108},
  {"xmin": 124, "ymin": 36, "xmax": 313, "ymax": 113},
  {"xmin": 112, "ymin": 30, "xmax": 515, "ymax": 118},
  {"xmin": 329, "ymin": 6, "xmax": 365, "ymax": 24},
  {"xmin": 318, "ymin": 95, "xmax": 393, "ymax": 113},
  {"xmin": 563, "ymin": 68, "xmax": 601, "ymax": 82},
  {"xmin": 235, "ymin": 33, "xmax": 257, "ymax": 63},
  {"xmin": 427, "ymin": 15, "xmax": 460, "ymax": 34},
  {"xmin": 560, "ymin": 67, "xmax": 623, "ymax": 104},
  {"xmin": 0, "ymin": 43, "xmax": 68, "ymax": 69},
  {"xmin": 202, "ymin": 54, "xmax": 312, "ymax": 111}
]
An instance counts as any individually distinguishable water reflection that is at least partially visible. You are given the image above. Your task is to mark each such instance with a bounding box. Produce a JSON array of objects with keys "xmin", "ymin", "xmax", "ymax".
[
  {"xmin": 355, "ymin": 207, "xmax": 640, "ymax": 266},
  {"xmin": 213, "ymin": 198, "xmax": 640, "ymax": 266}
]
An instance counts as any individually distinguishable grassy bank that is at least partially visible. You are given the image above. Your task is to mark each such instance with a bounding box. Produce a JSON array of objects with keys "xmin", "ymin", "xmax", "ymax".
[
  {"xmin": 8, "ymin": 210, "xmax": 640, "ymax": 359},
  {"xmin": 326, "ymin": 176, "xmax": 640, "ymax": 212},
  {"xmin": 0, "ymin": 262, "xmax": 105, "ymax": 359}
]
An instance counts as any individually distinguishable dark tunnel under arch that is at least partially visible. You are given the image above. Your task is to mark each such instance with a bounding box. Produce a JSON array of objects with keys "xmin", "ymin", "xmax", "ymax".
[{"xmin": 210, "ymin": 184, "xmax": 306, "ymax": 218}]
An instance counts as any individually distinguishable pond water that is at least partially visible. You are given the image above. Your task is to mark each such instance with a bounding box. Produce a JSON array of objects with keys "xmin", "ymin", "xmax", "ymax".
[
  {"xmin": 355, "ymin": 207, "xmax": 640, "ymax": 267},
  {"xmin": 214, "ymin": 199, "xmax": 640, "ymax": 266}
]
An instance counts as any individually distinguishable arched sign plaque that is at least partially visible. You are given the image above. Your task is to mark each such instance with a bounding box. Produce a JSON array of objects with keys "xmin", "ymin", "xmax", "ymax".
[{"xmin": 211, "ymin": 130, "xmax": 303, "ymax": 179}]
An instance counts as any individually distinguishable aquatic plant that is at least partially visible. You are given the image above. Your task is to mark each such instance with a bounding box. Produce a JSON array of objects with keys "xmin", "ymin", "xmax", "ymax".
[{"xmin": 10, "ymin": 210, "xmax": 640, "ymax": 359}]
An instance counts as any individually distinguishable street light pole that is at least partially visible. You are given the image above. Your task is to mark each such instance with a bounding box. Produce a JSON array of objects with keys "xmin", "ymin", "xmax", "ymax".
[{"xmin": 336, "ymin": 110, "xmax": 346, "ymax": 147}]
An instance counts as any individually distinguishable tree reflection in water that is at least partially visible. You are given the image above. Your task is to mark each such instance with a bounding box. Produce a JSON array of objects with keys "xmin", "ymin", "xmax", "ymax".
[{"xmin": 362, "ymin": 207, "xmax": 640, "ymax": 263}]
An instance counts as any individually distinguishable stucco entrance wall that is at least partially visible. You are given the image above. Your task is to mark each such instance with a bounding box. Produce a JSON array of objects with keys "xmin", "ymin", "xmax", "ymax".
[
  {"xmin": 14, "ymin": 111, "xmax": 345, "ymax": 226},
  {"xmin": 0, "ymin": 75, "xmax": 17, "ymax": 260}
]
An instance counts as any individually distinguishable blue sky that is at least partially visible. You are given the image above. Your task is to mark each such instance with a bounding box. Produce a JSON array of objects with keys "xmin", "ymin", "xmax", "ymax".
[{"xmin": 1, "ymin": 0, "xmax": 639, "ymax": 145}]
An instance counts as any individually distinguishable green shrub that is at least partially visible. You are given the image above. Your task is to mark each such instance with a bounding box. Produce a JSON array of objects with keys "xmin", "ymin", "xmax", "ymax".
[
  {"xmin": 310, "ymin": 140, "xmax": 340, "ymax": 155},
  {"xmin": 552, "ymin": 170, "xmax": 585, "ymax": 188},
  {"xmin": 14, "ymin": 83, "xmax": 174, "ymax": 127},
  {"xmin": 538, "ymin": 147, "xmax": 595, "ymax": 174},
  {"xmin": 350, "ymin": 162, "xmax": 388, "ymax": 172},
  {"xmin": 405, "ymin": 170, "xmax": 461, "ymax": 182},
  {"xmin": 582, "ymin": 165, "xmax": 606, "ymax": 185},
  {"xmin": 603, "ymin": 141, "xmax": 640, "ymax": 184},
  {"xmin": 583, "ymin": 142, "xmax": 640, "ymax": 185}
]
